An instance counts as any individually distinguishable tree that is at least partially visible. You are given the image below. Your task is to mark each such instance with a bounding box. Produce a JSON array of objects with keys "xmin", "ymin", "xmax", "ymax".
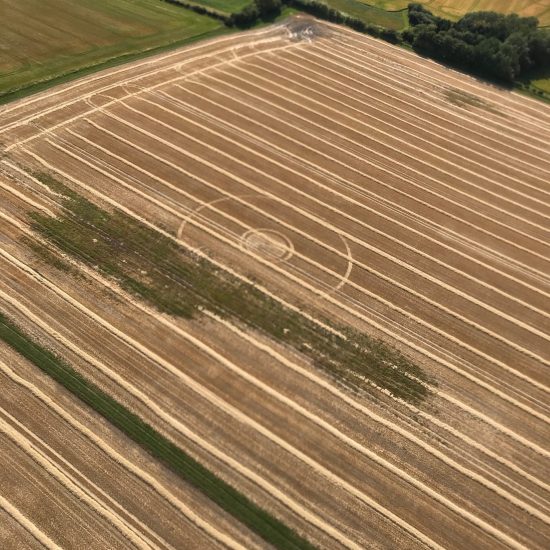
[
  {"xmin": 406, "ymin": 5, "xmax": 549, "ymax": 83},
  {"xmin": 229, "ymin": 3, "xmax": 259, "ymax": 27},
  {"xmin": 529, "ymin": 29, "xmax": 550, "ymax": 66},
  {"xmin": 255, "ymin": 0, "xmax": 281, "ymax": 18},
  {"xmin": 408, "ymin": 3, "xmax": 436, "ymax": 26}
]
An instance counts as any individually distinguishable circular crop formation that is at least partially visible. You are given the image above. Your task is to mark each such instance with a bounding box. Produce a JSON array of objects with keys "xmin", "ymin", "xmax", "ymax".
[
  {"xmin": 178, "ymin": 194, "xmax": 353, "ymax": 296},
  {"xmin": 240, "ymin": 228, "xmax": 295, "ymax": 262}
]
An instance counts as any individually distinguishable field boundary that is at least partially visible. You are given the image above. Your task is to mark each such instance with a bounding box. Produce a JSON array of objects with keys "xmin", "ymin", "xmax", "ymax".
[
  {"xmin": 0, "ymin": 28, "xmax": 229, "ymax": 106},
  {"xmin": 0, "ymin": 312, "xmax": 316, "ymax": 550}
]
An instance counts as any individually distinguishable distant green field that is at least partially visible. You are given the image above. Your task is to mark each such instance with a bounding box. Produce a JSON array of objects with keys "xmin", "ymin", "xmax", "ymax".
[
  {"xmin": 0, "ymin": 0, "xmax": 222, "ymax": 99},
  {"xmin": 357, "ymin": 0, "xmax": 550, "ymax": 26},
  {"xmin": 533, "ymin": 78, "xmax": 550, "ymax": 93},
  {"xmin": 321, "ymin": 0, "xmax": 408, "ymax": 28},
  {"xmin": 188, "ymin": 0, "xmax": 252, "ymax": 13}
]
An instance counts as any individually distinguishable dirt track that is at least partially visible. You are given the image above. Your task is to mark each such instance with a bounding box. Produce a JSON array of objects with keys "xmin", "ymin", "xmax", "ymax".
[{"xmin": 0, "ymin": 16, "xmax": 549, "ymax": 549}]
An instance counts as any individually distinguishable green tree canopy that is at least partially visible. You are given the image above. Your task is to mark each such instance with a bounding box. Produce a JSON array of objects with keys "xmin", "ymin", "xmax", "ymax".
[{"xmin": 405, "ymin": 4, "xmax": 550, "ymax": 83}]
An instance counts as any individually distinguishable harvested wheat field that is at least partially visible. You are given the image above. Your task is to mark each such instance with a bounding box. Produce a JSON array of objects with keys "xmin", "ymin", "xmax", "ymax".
[{"xmin": 0, "ymin": 14, "xmax": 549, "ymax": 549}]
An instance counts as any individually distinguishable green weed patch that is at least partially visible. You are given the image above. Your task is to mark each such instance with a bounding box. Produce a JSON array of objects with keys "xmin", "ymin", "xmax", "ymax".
[{"xmin": 29, "ymin": 173, "xmax": 433, "ymax": 403}]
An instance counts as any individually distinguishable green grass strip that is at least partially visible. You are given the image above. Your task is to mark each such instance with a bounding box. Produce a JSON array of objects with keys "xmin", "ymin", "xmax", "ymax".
[{"xmin": 0, "ymin": 312, "xmax": 315, "ymax": 550}]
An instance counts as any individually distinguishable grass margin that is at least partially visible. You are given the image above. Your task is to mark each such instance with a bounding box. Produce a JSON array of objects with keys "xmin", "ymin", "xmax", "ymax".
[{"xmin": 0, "ymin": 311, "xmax": 315, "ymax": 550}]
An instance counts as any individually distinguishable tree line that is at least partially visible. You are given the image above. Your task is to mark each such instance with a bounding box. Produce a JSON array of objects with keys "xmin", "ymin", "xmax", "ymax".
[
  {"xmin": 163, "ymin": 0, "xmax": 401, "ymax": 36},
  {"xmin": 163, "ymin": 0, "xmax": 550, "ymax": 89},
  {"xmin": 161, "ymin": 0, "xmax": 280, "ymax": 27},
  {"xmin": 403, "ymin": 3, "xmax": 550, "ymax": 83}
]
